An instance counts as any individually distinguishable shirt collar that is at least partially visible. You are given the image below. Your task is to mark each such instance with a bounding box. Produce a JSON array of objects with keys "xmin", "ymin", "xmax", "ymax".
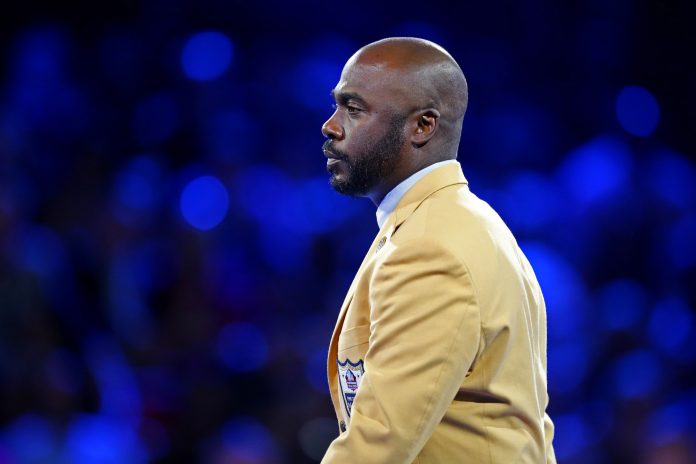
[{"xmin": 376, "ymin": 159, "xmax": 458, "ymax": 228}]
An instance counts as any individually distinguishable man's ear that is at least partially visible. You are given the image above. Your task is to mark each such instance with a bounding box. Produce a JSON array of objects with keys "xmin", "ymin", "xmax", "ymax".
[{"xmin": 411, "ymin": 109, "xmax": 440, "ymax": 147}]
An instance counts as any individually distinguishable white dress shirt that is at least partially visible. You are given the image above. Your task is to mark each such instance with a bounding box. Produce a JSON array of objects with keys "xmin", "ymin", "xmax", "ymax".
[{"xmin": 376, "ymin": 159, "xmax": 459, "ymax": 228}]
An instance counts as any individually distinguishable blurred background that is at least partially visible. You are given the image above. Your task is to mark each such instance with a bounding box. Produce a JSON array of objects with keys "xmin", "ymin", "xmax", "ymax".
[{"xmin": 0, "ymin": 0, "xmax": 694, "ymax": 462}]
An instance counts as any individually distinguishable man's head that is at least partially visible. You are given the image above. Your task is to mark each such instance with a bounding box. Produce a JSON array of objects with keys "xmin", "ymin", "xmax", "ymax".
[{"xmin": 322, "ymin": 37, "xmax": 468, "ymax": 204}]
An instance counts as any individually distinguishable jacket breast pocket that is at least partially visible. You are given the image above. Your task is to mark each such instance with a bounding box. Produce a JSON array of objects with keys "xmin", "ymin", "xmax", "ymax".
[{"xmin": 338, "ymin": 324, "xmax": 370, "ymax": 353}]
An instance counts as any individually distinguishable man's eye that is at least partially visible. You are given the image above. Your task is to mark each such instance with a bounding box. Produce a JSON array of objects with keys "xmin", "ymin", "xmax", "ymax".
[{"xmin": 346, "ymin": 106, "xmax": 360, "ymax": 115}]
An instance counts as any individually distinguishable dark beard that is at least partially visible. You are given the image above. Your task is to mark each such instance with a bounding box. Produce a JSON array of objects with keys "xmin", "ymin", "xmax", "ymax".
[{"xmin": 324, "ymin": 115, "xmax": 406, "ymax": 196}]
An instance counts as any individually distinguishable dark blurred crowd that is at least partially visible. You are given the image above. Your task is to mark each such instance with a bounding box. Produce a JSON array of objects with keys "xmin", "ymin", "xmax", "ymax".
[{"xmin": 0, "ymin": 1, "xmax": 694, "ymax": 463}]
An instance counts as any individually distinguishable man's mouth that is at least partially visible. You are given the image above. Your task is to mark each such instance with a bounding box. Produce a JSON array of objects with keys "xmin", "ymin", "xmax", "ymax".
[
  {"xmin": 323, "ymin": 148, "xmax": 339, "ymax": 159},
  {"xmin": 326, "ymin": 158, "xmax": 342, "ymax": 167}
]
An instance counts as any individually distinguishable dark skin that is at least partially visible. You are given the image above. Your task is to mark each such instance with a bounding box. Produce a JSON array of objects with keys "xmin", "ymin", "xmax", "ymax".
[{"xmin": 322, "ymin": 37, "xmax": 468, "ymax": 205}]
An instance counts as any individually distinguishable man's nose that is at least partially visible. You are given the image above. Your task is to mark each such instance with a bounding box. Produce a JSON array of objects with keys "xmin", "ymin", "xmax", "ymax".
[{"xmin": 322, "ymin": 113, "xmax": 343, "ymax": 140}]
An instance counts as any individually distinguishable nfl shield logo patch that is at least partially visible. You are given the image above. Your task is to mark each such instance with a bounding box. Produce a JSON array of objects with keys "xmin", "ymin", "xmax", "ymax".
[{"xmin": 337, "ymin": 358, "xmax": 365, "ymax": 417}]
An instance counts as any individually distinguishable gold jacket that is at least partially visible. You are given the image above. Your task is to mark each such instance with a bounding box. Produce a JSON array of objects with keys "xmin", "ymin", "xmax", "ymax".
[{"xmin": 323, "ymin": 162, "xmax": 556, "ymax": 463}]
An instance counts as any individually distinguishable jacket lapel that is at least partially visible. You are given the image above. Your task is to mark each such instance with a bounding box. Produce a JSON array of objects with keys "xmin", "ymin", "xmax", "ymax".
[
  {"xmin": 327, "ymin": 213, "xmax": 396, "ymax": 415},
  {"xmin": 326, "ymin": 162, "xmax": 468, "ymax": 418}
]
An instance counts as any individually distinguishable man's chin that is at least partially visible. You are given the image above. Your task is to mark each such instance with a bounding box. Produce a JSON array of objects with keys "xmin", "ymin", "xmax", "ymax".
[{"xmin": 329, "ymin": 175, "xmax": 362, "ymax": 197}]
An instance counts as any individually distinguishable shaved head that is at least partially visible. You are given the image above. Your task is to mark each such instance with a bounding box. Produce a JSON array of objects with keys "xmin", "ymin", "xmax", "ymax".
[
  {"xmin": 322, "ymin": 37, "xmax": 469, "ymax": 204},
  {"xmin": 353, "ymin": 37, "xmax": 468, "ymax": 125}
]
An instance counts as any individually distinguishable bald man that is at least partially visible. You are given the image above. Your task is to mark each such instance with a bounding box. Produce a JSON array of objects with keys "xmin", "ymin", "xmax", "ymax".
[{"xmin": 321, "ymin": 38, "xmax": 556, "ymax": 463}]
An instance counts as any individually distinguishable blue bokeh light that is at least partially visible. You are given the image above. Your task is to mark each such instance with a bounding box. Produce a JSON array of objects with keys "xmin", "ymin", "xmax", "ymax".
[
  {"xmin": 292, "ymin": 37, "xmax": 355, "ymax": 111},
  {"xmin": 181, "ymin": 31, "xmax": 233, "ymax": 81},
  {"xmin": 66, "ymin": 414, "xmax": 146, "ymax": 463},
  {"xmin": 520, "ymin": 242, "xmax": 586, "ymax": 341},
  {"xmin": 306, "ymin": 349, "xmax": 330, "ymax": 394},
  {"xmin": 556, "ymin": 136, "xmax": 632, "ymax": 207},
  {"xmin": 180, "ymin": 176, "xmax": 229, "ymax": 231},
  {"xmin": 12, "ymin": 225, "xmax": 67, "ymax": 281},
  {"xmin": 480, "ymin": 104, "xmax": 556, "ymax": 165},
  {"xmin": 107, "ymin": 254, "xmax": 155, "ymax": 346},
  {"xmin": 645, "ymin": 149, "xmax": 696, "ymax": 211},
  {"xmin": 201, "ymin": 109, "xmax": 259, "ymax": 162},
  {"xmin": 498, "ymin": 171, "xmax": 560, "ymax": 232},
  {"xmin": 648, "ymin": 296, "xmax": 693, "ymax": 357},
  {"xmin": 208, "ymin": 417, "xmax": 278, "ymax": 463},
  {"xmin": 647, "ymin": 397, "xmax": 696, "ymax": 446},
  {"xmin": 2, "ymin": 414, "xmax": 57, "ymax": 462},
  {"xmin": 553, "ymin": 413, "xmax": 591, "ymax": 460},
  {"xmin": 596, "ymin": 279, "xmax": 647, "ymax": 331},
  {"xmin": 258, "ymin": 227, "xmax": 311, "ymax": 273},
  {"xmin": 217, "ymin": 323, "xmax": 269, "ymax": 372},
  {"xmin": 548, "ymin": 341, "xmax": 590, "ymax": 394},
  {"xmin": 84, "ymin": 336, "xmax": 142, "ymax": 419},
  {"xmin": 612, "ymin": 349, "xmax": 662, "ymax": 399},
  {"xmin": 233, "ymin": 165, "xmax": 362, "ymax": 236},
  {"xmin": 663, "ymin": 214, "xmax": 696, "ymax": 270},
  {"xmin": 112, "ymin": 156, "xmax": 164, "ymax": 226},
  {"xmin": 616, "ymin": 85, "xmax": 660, "ymax": 137}
]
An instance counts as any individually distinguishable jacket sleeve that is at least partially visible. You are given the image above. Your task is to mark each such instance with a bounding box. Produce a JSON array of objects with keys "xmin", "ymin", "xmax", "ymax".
[{"xmin": 322, "ymin": 238, "xmax": 481, "ymax": 463}]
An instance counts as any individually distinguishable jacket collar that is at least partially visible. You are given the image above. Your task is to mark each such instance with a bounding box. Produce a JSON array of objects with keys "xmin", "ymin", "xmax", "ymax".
[{"xmin": 390, "ymin": 161, "xmax": 468, "ymax": 229}]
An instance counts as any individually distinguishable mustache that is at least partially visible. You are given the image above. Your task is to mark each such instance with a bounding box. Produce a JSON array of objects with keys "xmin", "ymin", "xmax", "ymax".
[{"xmin": 322, "ymin": 140, "xmax": 348, "ymax": 161}]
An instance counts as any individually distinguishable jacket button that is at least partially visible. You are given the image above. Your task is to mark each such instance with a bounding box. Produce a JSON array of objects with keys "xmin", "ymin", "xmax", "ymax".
[{"xmin": 340, "ymin": 420, "xmax": 347, "ymax": 432}]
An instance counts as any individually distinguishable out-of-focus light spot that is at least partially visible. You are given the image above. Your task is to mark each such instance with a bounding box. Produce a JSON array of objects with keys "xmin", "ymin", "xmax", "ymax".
[
  {"xmin": 181, "ymin": 31, "xmax": 233, "ymax": 81},
  {"xmin": 553, "ymin": 413, "xmax": 591, "ymax": 460},
  {"xmin": 203, "ymin": 245, "xmax": 258, "ymax": 309},
  {"xmin": 205, "ymin": 417, "xmax": 278, "ymax": 463},
  {"xmin": 44, "ymin": 349, "xmax": 82, "ymax": 395},
  {"xmin": 663, "ymin": 214, "xmax": 696, "ymax": 270},
  {"xmin": 498, "ymin": 172, "xmax": 560, "ymax": 232},
  {"xmin": 647, "ymin": 399, "xmax": 694, "ymax": 446},
  {"xmin": 12, "ymin": 225, "xmax": 67, "ymax": 280},
  {"xmin": 616, "ymin": 85, "xmax": 660, "ymax": 137},
  {"xmin": 596, "ymin": 279, "xmax": 647, "ymax": 331},
  {"xmin": 294, "ymin": 58, "xmax": 344, "ymax": 111},
  {"xmin": 107, "ymin": 254, "xmax": 155, "ymax": 347},
  {"xmin": 11, "ymin": 26, "xmax": 68, "ymax": 83},
  {"xmin": 112, "ymin": 156, "xmax": 164, "ymax": 227},
  {"xmin": 556, "ymin": 135, "xmax": 632, "ymax": 207},
  {"xmin": 2, "ymin": 414, "xmax": 57, "ymax": 462},
  {"xmin": 298, "ymin": 417, "xmax": 337, "ymax": 461},
  {"xmin": 9, "ymin": 26, "xmax": 90, "ymax": 137},
  {"xmin": 258, "ymin": 227, "xmax": 310, "ymax": 273},
  {"xmin": 66, "ymin": 414, "xmax": 146, "ymax": 463},
  {"xmin": 583, "ymin": 400, "xmax": 615, "ymax": 441},
  {"xmin": 180, "ymin": 176, "xmax": 229, "ymax": 231},
  {"xmin": 648, "ymin": 297, "xmax": 693, "ymax": 358},
  {"xmin": 84, "ymin": 336, "xmax": 142, "ymax": 419},
  {"xmin": 201, "ymin": 109, "xmax": 259, "ymax": 162},
  {"xmin": 644, "ymin": 150, "xmax": 696, "ymax": 211},
  {"xmin": 548, "ymin": 341, "xmax": 590, "ymax": 394},
  {"xmin": 520, "ymin": 242, "xmax": 586, "ymax": 341},
  {"xmin": 217, "ymin": 323, "xmax": 269, "ymax": 372},
  {"xmin": 305, "ymin": 349, "xmax": 330, "ymax": 394},
  {"xmin": 292, "ymin": 37, "xmax": 354, "ymax": 111},
  {"xmin": 234, "ymin": 166, "xmax": 362, "ymax": 236},
  {"xmin": 481, "ymin": 105, "xmax": 556, "ymax": 165},
  {"xmin": 132, "ymin": 92, "xmax": 179, "ymax": 145},
  {"xmin": 612, "ymin": 349, "xmax": 662, "ymax": 399}
]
